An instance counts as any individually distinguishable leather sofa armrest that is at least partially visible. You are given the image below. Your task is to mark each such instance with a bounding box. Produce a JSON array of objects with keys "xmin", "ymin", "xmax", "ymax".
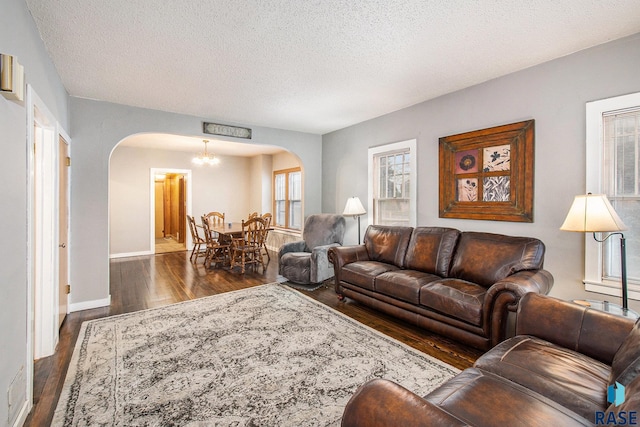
[
  {"xmin": 516, "ymin": 293, "xmax": 635, "ymax": 365},
  {"xmin": 328, "ymin": 245, "xmax": 369, "ymax": 295},
  {"xmin": 341, "ymin": 379, "xmax": 465, "ymax": 427},
  {"xmin": 482, "ymin": 269, "xmax": 554, "ymax": 347},
  {"xmin": 485, "ymin": 269, "xmax": 554, "ymax": 309},
  {"xmin": 328, "ymin": 244, "xmax": 369, "ymax": 268}
]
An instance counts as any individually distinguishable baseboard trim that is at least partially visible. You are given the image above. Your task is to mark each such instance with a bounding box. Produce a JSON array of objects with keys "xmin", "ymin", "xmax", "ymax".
[
  {"xmin": 69, "ymin": 295, "xmax": 111, "ymax": 313},
  {"xmin": 110, "ymin": 250, "xmax": 153, "ymax": 259},
  {"xmin": 11, "ymin": 400, "xmax": 29, "ymax": 427}
]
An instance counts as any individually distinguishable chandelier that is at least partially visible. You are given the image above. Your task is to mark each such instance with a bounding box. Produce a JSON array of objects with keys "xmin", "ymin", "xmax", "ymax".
[{"xmin": 192, "ymin": 139, "xmax": 220, "ymax": 165}]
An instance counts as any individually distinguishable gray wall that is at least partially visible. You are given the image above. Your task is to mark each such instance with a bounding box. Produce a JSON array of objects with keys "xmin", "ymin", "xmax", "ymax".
[
  {"xmin": 70, "ymin": 98, "xmax": 322, "ymax": 305},
  {"xmin": 323, "ymin": 33, "xmax": 640, "ymax": 309},
  {"xmin": 0, "ymin": 0, "xmax": 70, "ymax": 424}
]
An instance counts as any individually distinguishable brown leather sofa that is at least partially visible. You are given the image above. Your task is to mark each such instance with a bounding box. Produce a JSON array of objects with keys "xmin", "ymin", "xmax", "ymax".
[
  {"xmin": 328, "ymin": 225, "xmax": 553, "ymax": 350},
  {"xmin": 341, "ymin": 293, "xmax": 640, "ymax": 427}
]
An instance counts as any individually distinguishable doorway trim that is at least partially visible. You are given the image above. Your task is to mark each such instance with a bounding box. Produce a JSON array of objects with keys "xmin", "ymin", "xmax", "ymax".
[
  {"xmin": 149, "ymin": 168, "xmax": 193, "ymax": 253},
  {"xmin": 57, "ymin": 132, "xmax": 71, "ymax": 328},
  {"xmin": 25, "ymin": 84, "xmax": 70, "ymax": 420}
]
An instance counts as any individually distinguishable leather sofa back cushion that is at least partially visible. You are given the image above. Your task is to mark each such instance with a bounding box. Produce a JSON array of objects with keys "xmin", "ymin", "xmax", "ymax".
[
  {"xmin": 364, "ymin": 225, "xmax": 413, "ymax": 267},
  {"xmin": 404, "ymin": 227, "xmax": 460, "ymax": 276},
  {"xmin": 609, "ymin": 319, "xmax": 640, "ymax": 387},
  {"xmin": 449, "ymin": 232, "xmax": 545, "ymax": 287}
]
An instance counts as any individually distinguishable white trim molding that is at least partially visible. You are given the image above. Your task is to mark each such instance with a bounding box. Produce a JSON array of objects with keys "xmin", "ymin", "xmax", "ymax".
[
  {"xmin": 367, "ymin": 139, "xmax": 417, "ymax": 227},
  {"xmin": 109, "ymin": 250, "xmax": 154, "ymax": 259},
  {"xmin": 585, "ymin": 91, "xmax": 640, "ymax": 300},
  {"xmin": 149, "ymin": 168, "xmax": 193, "ymax": 254},
  {"xmin": 69, "ymin": 295, "xmax": 112, "ymax": 313}
]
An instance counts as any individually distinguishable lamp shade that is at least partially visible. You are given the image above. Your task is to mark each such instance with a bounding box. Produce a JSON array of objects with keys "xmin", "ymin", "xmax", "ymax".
[
  {"xmin": 343, "ymin": 196, "xmax": 366, "ymax": 216},
  {"xmin": 560, "ymin": 194, "xmax": 627, "ymax": 232}
]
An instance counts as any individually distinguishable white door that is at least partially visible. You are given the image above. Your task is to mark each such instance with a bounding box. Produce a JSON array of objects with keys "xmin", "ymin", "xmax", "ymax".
[{"xmin": 58, "ymin": 135, "xmax": 70, "ymax": 328}]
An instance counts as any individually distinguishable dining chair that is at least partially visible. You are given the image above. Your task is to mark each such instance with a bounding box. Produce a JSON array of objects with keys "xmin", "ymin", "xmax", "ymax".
[
  {"xmin": 248, "ymin": 211, "xmax": 259, "ymax": 220},
  {"xmin": 261, "ymin": 213, "xmax": 273, "ymax": 260},
  {"xmin": 204, "ymin": 211, "xmax": 225, "ymax": 227},
  {"xmin": 203, "ymin": 211, "xmax": 229, "ymax": 244},
  {"xmin": 201, "ymin": 215, "xmax": 231, "ymax": 268},
  {"xmin": 231, "ymin": 216, "xmax": 267, "ymax": 273},
  {"xmin": 187, "ymin": 215, "xmax": 206, "ymax": 262}
]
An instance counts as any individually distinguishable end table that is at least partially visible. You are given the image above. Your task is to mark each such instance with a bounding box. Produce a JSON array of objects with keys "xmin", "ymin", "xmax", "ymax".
[{"xmin": 573, "ymin": 299, "xmax": 639, "ymax": 320}]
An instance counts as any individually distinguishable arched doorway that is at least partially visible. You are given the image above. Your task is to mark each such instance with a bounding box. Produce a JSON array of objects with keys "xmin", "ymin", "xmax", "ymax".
[{"xmin": 108, "ymin": 133, "xmax": 303, "ymax": 259}]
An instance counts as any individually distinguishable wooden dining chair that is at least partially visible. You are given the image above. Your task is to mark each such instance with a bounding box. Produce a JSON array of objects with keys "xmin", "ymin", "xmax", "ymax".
[
  {"xmin": 204, "ymin": 211, "xmax": 225, "ymax": 227},
  {"xmin": 231, "ymin": 216, "xmax": 267, "ymax": 273},
  {"xmin": 201, "ymin": 215, "xmax": 231, "ymax": 268},
  {"xmin": 203, "ymin": 211, "xmax": 230, "ymax": 244},
  {"xmin": 248, "ymin": 211, "xmax": 259, "ymax": 220},
  {"xmin": 261, "ymin": 213, "xmax": 272, "ymax": 260},
  {"xmin": 187, "ymin": 215, "xmax": 207, "ymax": 262}
]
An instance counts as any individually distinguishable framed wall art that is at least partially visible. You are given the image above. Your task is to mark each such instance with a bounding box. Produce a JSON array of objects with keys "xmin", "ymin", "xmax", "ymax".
[{"xmin": 439, "ymin": 120, "xmax": 534, "ymax": 222}]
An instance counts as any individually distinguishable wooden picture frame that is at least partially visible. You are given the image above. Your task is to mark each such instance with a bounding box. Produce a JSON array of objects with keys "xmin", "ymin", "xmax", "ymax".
[{"xmin": 439, "ymin": 120, "xmax": 534, "ymax": 222}]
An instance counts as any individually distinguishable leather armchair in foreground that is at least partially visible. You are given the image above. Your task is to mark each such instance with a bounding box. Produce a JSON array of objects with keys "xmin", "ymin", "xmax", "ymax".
[{"xmin": 341, "ymin": 293, "xmax": 640, "ymax": 427}]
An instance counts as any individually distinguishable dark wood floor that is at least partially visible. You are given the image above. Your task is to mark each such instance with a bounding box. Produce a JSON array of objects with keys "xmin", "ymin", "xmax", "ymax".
[{"xmin": 25, "ymin": 249, "xmax": 482, "ymax": 426}]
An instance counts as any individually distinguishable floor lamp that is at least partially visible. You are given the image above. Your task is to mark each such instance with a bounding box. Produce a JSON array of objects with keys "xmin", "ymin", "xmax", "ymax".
[
  {"xmin": 343, "ymin": 196, "xmax": 366, "ymax": 244},
  {"xmin": 560, "ymin": 193, "xmax": 629, "ymax": 310}
]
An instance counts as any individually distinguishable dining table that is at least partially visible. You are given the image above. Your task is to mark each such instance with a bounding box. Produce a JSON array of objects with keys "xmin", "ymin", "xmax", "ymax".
[
  {"xmin": 209, "ymin": 221, "xmax": 274, "ymax": 267},
  {"xmin": 210, "ymin": 222, "xmax": 247, "ymax": 238},
  {"xmin": 210, "ymin": 222, "xmax": 274, "ymax": 237}
]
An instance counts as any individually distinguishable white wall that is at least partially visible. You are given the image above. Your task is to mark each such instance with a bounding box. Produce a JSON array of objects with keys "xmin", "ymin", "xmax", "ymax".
[
  {"xmin": 0, "ymin": 0, "xmax": 70, "ymax": 424},
  {"xmin": 322, "ymin": 33, "xmax": 640, "ymax": 310},
  {"xmin": 110, "ymin": 146, "xmax": 258, "ymax": 255},
  {"xmin": 248, "ymin": 154, "xmax": 275, "ymax": 216},
  {"xmin": 70, "ymin": 98, "xmax": 322, "ymax": 306}
]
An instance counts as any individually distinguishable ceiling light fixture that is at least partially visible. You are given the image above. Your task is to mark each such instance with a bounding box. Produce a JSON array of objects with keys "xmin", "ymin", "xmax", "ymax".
[{"xmin": 192, "ymin": 139, "xmax": 220, "ymax": 165}]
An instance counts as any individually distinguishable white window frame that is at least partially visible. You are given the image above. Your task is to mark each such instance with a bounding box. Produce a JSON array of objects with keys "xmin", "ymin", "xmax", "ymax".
[
  {"xmin": 368, "ymin": 139, "xmax": 417, "ymax": 227},
  {"xmin": 273, "ymin": 167, "xmax": 302, "ymax": 230},
  {"xmin": 585, "ymin": 92, "xmax": 640, "ymax": 301}
]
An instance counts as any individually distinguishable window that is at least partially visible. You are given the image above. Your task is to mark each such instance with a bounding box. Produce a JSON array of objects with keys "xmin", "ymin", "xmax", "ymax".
[
  {"xmin": 585, "ymin": 93, "xmax": 640, "ymax": 300},
  {"xmin": 273, "ymin": 167, "xmax": 302, "ymax": 230},
  {"xmin": 368, "ymin": 139, "xmax": 416, "ymax": 226}
]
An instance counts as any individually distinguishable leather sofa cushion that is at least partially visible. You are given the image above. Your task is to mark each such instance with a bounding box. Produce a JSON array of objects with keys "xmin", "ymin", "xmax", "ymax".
[
  {"xmin": 341, "ymin": 261, "xmax": 399, "ymax": 291},
  {"xmin": 425, "ymin": 368, "xmax": 592, "ymax": 426},
  {"xmin": 449, "ymin": 232, "xmax": 545, "ymax": 288},
  {"xmin": 419, "ymin": 279, "xmax": 486, "ymax": 326},
  {"xmin": 364, "ymin": 225, "xmax": 413, "ymax": 267},
  {"xmin": 609, "ymin": 319, "xmax": 640, "ymax": 387},
  {"xmin": 403, "ymin": 227, "xmax": 460, "ymax": 277},
  {"xmin": 474, "ymin": 335, "xmax": 610, "ymax": 420},
  {"xmin": 375, "ymin": 270, "xmax": 441, "ymax": 305}
]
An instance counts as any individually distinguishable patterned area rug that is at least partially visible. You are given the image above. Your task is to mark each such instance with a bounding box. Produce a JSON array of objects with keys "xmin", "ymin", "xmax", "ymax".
[{"xmin": 53, "ymin": 283, "xmax": 458, "ymax": 426}]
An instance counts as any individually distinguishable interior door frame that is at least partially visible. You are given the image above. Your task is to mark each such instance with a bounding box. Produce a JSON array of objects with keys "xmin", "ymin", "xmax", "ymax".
[
  {"xmin": 149, "ymin": 168, "xmax": 192, "ymax": 253},
  {"xmin": 26, "ymin": 84, "xmax": 70, "ymax": 416},
  {"xmin": 58, "ymin": 133, "xmax": 71, "ymax": 328}
]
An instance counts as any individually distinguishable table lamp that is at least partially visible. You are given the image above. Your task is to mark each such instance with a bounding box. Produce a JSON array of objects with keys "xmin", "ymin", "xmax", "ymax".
[
  {"xmin": 343, "ymin": 196, "xmax": 366, "ymax": 244},
  {"xmin": 560, "ymin": 193, "xmax": 629, "ymax": 310}
]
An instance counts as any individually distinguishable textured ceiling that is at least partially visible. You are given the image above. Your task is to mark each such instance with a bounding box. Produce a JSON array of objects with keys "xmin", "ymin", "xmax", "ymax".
[{"xmin": 25, "ymin": 0, "xmax": 640, "ymax": 135}]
